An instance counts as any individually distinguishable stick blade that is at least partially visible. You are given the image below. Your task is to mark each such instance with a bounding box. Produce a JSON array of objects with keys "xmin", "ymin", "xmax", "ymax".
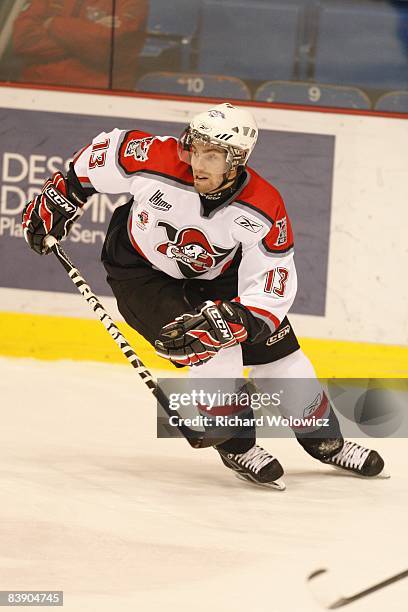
[
  {"xmin": 307, "ymin": 568, "xmax": 343, "ymax": 609},
  {"xmin": 307, "ymin": 566, "xmax": 408, "ymax": 609}
]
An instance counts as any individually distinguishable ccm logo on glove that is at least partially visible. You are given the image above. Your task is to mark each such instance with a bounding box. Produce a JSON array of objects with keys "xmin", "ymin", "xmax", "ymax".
[
  {"xmin": 155, "ymin": 300, "xmax": 248, "ymax": 367},
  {"xmin": 21, "ymin": 171, "xmax": 85, "ymax": 255},
  {"xmin": 43, "ymin": 185, "xmax": 78, "ymax": 216},
  {"xmin": 205, "ymin": 305, "xmax": 234, "ymax": 342}
]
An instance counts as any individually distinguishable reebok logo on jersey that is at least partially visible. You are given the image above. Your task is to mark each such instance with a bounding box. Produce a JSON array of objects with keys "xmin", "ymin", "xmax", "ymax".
[
  {"xmin": 148, "ymin": 190, "xmax": 172, "ymax": 211},
  {"xmin": 124, "ymin": 137, "xmax": 154, "ymax": 162},
  {"xmin": 234, "ymin": 215, "xmax": 263, "ymax": 233},
  {"xmin": 274, "ymin": 217, "xmax": 287, "ymax": 246}
]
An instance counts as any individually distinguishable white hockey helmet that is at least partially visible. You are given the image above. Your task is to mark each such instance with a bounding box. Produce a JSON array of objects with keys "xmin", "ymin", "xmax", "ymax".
[{"xmin": 178, "ymin": 103, "xmax": 258, "ymax": 173}]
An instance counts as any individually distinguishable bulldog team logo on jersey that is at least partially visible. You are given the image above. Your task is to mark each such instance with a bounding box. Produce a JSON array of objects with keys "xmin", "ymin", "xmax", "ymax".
[
  {"xmin": 124, "ymin": 137, "xmax": 154, "ymax": 162},
  {"xmin": 156, "ymin": 222, "xmax": 234, "ymax": 278}
]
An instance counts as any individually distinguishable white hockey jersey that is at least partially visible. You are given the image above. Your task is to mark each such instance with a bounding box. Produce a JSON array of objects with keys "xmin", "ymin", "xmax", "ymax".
[{"xmin": 73, "ymin": 128, "xmax": 297, "ymax": 334}]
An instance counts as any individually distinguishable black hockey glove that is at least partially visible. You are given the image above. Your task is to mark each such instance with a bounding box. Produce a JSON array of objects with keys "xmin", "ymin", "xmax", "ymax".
[
  {"xmin": 22, "ymin": 171, "xmax": 86, "ymax": 255},
  {"xmin": 155, "ymin": 300, "xmax": 248, "ymax": 367}
]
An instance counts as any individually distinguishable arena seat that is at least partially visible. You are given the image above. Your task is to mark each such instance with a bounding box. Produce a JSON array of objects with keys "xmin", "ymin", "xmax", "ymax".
[
  {"xmin": 140, "ymin": 0, "xmax": 201, "ymax": 71},
  {"xmin": 197, "ymin": 1, "xmax": 303, "ymax": 81},
  {"xmin": 315, "ymin": 1, "xmax": 408, "ymax": 90},
  {"xmin": 375, "ymin": 91, "xmax": 408, "ymax": 113},
  {"xmin": 255, "ymin": 81, "xmax": 371, "ymax": 109},
  {"xmin": 136, "ymin": 72, "xmax": 251, "ymax": 100},
  {"xmin": 146, "ymin": 0, "xmax": 200, "ymax": 37}
]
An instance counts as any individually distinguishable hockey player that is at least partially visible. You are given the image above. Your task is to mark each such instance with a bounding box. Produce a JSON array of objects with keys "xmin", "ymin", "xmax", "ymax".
[{"xmin": 21, "ymin": 103, "xmax": 387, "ymax": 488}]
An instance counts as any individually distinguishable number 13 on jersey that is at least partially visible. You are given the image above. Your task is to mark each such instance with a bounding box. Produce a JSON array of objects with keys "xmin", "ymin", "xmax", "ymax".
[
  {"xmin": 264, "ymin": 267, "xmax": 289, "ymax": 297},
  {"xmin": 89, "ymin": 139, "xmax": 110, "ymax": 169}
]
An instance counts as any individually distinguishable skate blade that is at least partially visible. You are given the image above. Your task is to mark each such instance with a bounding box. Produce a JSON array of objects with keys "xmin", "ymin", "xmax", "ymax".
[
  {"xmin": 329, "ymin": 465, "xmax": 391, "ymax": 479},
  {"xmin": 235, "ymin": 473, "xmax": 286, "ymax": 490}
]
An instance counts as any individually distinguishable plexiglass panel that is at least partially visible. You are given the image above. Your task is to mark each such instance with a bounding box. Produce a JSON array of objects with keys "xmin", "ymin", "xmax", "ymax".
[{"xmin": 0, "ymin": 0, "xmax": 406, "ymax": 113}]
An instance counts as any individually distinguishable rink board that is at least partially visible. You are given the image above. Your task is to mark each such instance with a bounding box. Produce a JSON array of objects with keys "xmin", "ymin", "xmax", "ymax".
[
  {"xmin": 2, "ymin": 311, "xmax": 407, "ymax": 378},
  {"xmin": 0, "ymin": 106, "xmax": 332, "ymax": 317},
  {"xmin": 0, "ymin": 86, "xmax": 407, "ymax": 375}
]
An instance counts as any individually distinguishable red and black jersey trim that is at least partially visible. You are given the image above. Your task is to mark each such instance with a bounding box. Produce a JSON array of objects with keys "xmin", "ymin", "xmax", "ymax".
[
  {"xmin": 234, "ymin": 199, "xmax": 294, "ymax": 254},
  {"xmin": 119, "ymin": 166, "xmax": 194, "ymax": 187},
  {"xmin": 117, "ymin": 131, "xmax": 194, "ymax": 187},
  {"xmin": 235, "ymin": 199, "xmax": 275, "ymax": 226}
]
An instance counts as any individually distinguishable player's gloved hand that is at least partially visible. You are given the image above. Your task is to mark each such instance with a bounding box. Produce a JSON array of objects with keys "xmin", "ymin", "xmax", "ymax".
[
  {"xmin": 22, "ymin": 172, "xmax": 85, "ymax": 255},
  {"xmin": 155, "ymin": 300, "xmax": 248, "ymax": 366}
]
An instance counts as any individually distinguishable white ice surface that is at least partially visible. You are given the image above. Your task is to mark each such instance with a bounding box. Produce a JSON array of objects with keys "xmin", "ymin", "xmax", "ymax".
[{"xmin": 0, "ymin": 357, "xmax": 407, "ymax": 612}]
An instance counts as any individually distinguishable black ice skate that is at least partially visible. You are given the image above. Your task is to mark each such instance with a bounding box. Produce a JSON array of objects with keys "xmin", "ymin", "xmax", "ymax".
[
  {"xmin": 322, "ymin": 440, "xmax": 389, "ymax": 478},
  {"xmin": 217, "ymin": 444, "xmax": 285, "ymax": 490}
]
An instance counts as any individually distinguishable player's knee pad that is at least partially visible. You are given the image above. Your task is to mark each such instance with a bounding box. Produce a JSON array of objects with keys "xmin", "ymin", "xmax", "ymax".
[{"xmin": 250, "ymin": 350, "xmax": 326, "ymax": 427}]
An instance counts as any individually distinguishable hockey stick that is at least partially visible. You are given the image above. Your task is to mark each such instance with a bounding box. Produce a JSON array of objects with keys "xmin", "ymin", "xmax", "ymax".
[
  {"xmin": 44, "ymin": 236, "xmax": 230, "ymax": 449},
  {"xmin": 307, "ymin": 567, "xmax": 408, "ymax": 609}
]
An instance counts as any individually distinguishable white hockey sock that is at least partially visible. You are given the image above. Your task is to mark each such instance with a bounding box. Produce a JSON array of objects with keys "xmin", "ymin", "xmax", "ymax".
[{"xmin": 249, "ymin": 350, "xmax": 332, "ymax": 432}]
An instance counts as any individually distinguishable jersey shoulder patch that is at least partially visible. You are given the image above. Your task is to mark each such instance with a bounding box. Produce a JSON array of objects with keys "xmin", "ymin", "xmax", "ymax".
[
  {"xmin": 118, "ymin": 130, "xmax": 193, "ymax": 186},
  {"xmin": 235, "ymin": 168, "xmax": 294, "ymax": 254}
]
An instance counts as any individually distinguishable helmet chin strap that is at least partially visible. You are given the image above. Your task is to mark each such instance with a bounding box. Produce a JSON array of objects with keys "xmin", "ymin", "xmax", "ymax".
[{"xmin": 200, "ymin": 167, "xmax": 243, "ymax": 200}]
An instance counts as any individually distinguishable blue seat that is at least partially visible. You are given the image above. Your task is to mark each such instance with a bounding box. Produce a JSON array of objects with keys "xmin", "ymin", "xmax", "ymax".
[
  {"xmin": 140, "ymin": 39, "xmax": 180, "ymax": 60},
  {"xmin": 136, "ymin": 72, "xmax": 251, "ymax": 99},
  {"xmin": 255, "ymin": 81, "xmax": 370, "ymax": 109},
  {"xmin": 140, "ymin": 0, "xmax": 201, "ymax": 71},
  {"xmin": 146, "ymin": 0, "xmax": 200, "ymax": 37},
  {"xmin": 375, "ymin": 91, "xmax": 408, "ymax": 113},
  {"xmin": 197, "ymin": 1, "xmax": 302, "ymax": 81},
  {"xmin": 315, "ymin": 1, "xmax": 408, "ymax": 90}
]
